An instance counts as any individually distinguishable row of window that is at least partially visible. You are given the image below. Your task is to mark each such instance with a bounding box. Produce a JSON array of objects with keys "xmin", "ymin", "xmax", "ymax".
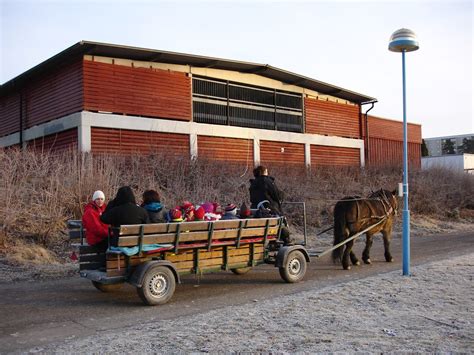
[{"xmin": 192, "ymin": 76, "xmax": 303, "ymax": 133}]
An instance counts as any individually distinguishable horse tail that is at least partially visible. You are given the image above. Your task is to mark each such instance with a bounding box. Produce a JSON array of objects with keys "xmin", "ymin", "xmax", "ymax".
[{"xmin": 332, "ymin": 201, "xmax": 346, "ymax": 263}]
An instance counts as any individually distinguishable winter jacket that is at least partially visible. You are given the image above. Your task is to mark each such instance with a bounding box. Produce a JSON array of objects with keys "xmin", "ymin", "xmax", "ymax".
[
  {"xmin": 249, "ymin": 175, "xmax": 284, "ymax": 215},
  {"xmin": 221, "ymin": 212, "xmax": 239, "ymax": 220},
  {"xmin": 142, "ymin": 202, "xmax": 167, "ymax": 223},
  {"xmin": 100, "ymin": 186, "xmax": 150, "ymax": 227},
  {"xmin": 82, "ymin": 201, "xmax": 109, "ymax": 245}
]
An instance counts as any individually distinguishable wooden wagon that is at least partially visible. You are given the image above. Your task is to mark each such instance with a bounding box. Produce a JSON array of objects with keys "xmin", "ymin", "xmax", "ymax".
[{"xmin": 68, "ymin": 217, "xmax": 310, "ymax": 305}]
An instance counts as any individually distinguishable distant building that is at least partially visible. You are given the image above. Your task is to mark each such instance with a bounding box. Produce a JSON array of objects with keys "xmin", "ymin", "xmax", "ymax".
[
  {"xmin": 421, "ymin": 153, "xmax": 474, "ymax": 174},
  {"xmin": 424, "ymin": 134, "xmax": 474, "ymax": 156}
]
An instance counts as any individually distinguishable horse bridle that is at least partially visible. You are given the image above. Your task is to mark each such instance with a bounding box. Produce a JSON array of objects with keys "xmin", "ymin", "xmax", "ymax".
[{"xmin": 379, "ymin": 189, "xmax": 398, "ymax": 216}]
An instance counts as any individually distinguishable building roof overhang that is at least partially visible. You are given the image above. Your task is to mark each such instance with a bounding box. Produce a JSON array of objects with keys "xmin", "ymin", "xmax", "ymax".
[{"xmin": 1, "ymin": 41, "xmax": 377, "ymax": 104}]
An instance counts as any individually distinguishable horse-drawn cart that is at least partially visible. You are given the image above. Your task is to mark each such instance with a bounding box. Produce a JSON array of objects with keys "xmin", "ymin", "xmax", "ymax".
[
  {"xmin": 69, "ymin": 189, "xmax": 398, "ymax": 305},
  {"xmin": 68, "ymin": 217, "xmax": 310, "ymax": 305}
]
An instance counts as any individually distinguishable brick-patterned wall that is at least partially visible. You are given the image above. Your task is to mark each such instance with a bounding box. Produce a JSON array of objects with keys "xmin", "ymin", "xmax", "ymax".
[
  {"xmin": 26, "ymin": 128, "xmax": 78, "ymax": 152},
  {"xmin": 260, "ymin": 140, "xmax": 305, "ymax": 166},
  {"xmin": 310, "ymin": 145, "xmax": 360, "ymax": 167},
  {"xmin": 197, "ymin": 136, "xmax": 253, "ymax": 165},
  {"xmin": 367, "ymin": 115, "xmax": 422, "ymax": 168},
  {"xmin": 368, "ymin": 115, "xmax": 421, "ymax": 143},
  {"xmin": 0, "ymin": 93, "xmax": 20, "ymax": 137},
  {"xmin": 305, "ymin": 98, "xmax": 360, "ymax": 138},
  {"xmin": 0, "ymin": 60, "xmax": 83, "ymax": 137},
  {"xmin": 368, "ymin": 138, "xmax": 421, "ymax": 169},
  {"xmin": 91, "ymin": 127, "xmax": 189, "ymax": 156},
  {"xmin": 83, "ymin": 60, "xmax": 191, "ymax": 121}
]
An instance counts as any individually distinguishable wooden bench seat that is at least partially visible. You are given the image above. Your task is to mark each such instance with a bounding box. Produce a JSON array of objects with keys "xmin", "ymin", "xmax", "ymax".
[
  {"xmin": 69, "ymin": 217, "xmax": 284, "ymax": 277},
  {"xmin": 111, "ymin": 218, "xmax": 281, "ymax": 250}
]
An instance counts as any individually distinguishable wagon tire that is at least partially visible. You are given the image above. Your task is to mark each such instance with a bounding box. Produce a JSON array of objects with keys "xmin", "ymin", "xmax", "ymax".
[
  {"xmin": 279, "ymin": 250, "xmax": 307, "ymax": 283},
  {"xmin": 231, "ymin": 267, "xmax": 251, "ymax": 275},
  {"xmin": 137, "ymin": 266, "xmax": 176, "ymax": 306},
  {"xmin": 91, "ymin": 281, "xmax": 123, "ymax": 292}
]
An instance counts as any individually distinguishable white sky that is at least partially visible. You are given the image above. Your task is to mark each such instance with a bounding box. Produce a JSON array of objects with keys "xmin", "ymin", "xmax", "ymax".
[{"xmin": 1, "ymin": 0, "xmax": 472, "ymax": 138}]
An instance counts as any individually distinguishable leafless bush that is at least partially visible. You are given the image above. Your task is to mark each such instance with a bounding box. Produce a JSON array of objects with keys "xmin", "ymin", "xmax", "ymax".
[{"xmin": 1, "ymin": 148, "xmax": 472, "ymax": 251}]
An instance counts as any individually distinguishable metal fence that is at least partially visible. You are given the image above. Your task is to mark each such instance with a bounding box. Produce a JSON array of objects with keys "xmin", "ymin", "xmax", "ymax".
[{"xmin": 192, "ymin": 77, "xmax": 303, "ymax": 133}]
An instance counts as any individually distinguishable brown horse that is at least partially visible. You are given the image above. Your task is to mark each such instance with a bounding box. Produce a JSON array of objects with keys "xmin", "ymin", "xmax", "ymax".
[{"xmin": 332, "ymin": 189, "xmax": 399, "ymax": 270}]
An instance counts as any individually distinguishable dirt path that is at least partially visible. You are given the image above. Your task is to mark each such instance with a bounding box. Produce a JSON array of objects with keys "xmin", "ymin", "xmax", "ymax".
[
  {"xmin": 30, "ymin": 252, "xmax": 474, "ymax": 353},
  {"xmin": 0, "ymin": 231, "xmax": 473, "ymax": 353}
]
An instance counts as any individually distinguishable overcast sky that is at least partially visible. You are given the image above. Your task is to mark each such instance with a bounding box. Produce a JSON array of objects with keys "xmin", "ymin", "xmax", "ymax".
[{"xmin": 1, "ymin": 0, "xmax": 472, "ymax": 138}]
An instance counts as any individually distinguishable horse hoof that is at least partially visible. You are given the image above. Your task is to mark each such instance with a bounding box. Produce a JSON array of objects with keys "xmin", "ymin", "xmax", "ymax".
[
  {"xmin": 386, "ymin": 258, "xmax": 394, "ymax": 263},
  {"xmin": 363, "ymin": 259, "xmax": 371, "ymax": 264},
  {"xmin": 343, "ymin": 265, "xmax": 351, "ymax": 270},
  {"xmin": 354, "ymin": 261, "xmax": 360, "ymax": 266}
]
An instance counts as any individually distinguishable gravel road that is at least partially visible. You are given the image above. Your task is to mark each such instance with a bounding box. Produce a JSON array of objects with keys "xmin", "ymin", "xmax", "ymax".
[{"xmin": 27, "ymin": 252, "xmax": 473, "ymax": 353}]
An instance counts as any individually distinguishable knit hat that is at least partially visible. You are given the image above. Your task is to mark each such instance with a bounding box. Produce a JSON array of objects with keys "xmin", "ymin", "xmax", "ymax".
[
  {"xmin": 225, "ymin": 203, "xmax": 237, "ymax": 215},
  {"xmin": 194, "ymin": 205, "xmax": 205, "ymax": 220},
  {"xmin": 170, "ymin": 208, "xmax": 183, "ymax": 222},
  {"xmin": 92, "ymin": 190, "xmax": 105, "ymax": 201},
  {"xmin": 182, "ymin": 201, "xmax": 195, "ymax": 214}
]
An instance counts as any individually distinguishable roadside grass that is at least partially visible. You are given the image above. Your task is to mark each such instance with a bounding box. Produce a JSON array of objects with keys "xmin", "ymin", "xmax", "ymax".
[{"xmin": 0, "ymin": 148, "xmax": 473, "ymax": 265}]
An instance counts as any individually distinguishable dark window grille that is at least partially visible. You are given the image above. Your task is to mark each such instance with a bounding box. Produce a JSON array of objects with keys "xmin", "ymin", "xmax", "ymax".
[
  {"xmin": 229, "ymin": 84, "xmax": 274, "ymax": 106},
  {"xmin": 276, "ymin": 111, "xmax": 303, "ymax": 133},
  {"xmin": 276, "ymin": 92, "xmax": 302, "ymax": 110},
  {"xmin": 193, "ymin": 101, "xmax": 227, "ymax": 125},
  {"xmin": 229, "ymin": 106, "xmax": 275, "ymax": 130},
  {"xmin": 193, "ymin": 78, "xmax": 227, "ymax": 99},
  {"xmin": 192, "ymin": 77, "xmax": 303, "ymax": 133}
]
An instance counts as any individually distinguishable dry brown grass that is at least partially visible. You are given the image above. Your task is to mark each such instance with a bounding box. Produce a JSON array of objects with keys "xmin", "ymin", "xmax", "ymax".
[{"xmin": 0, "ymin": 148, "xmax": 473, "ymax": 262}]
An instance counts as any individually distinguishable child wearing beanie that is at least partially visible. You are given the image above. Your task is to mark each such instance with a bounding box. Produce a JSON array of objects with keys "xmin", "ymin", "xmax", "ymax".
[{"xmin": 221, "ymin": 203, "xmax": 239, "ymax": 220}]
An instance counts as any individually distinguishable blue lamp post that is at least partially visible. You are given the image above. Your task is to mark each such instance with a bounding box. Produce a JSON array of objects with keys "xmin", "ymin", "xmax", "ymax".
[{"xmin": 389, "ymin": 28, "xmax": 419, "ymax": 276}]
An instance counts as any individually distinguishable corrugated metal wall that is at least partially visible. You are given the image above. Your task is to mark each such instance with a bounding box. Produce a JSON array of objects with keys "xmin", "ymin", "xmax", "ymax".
[
  {"xmin": 26, "ymin": 129, "xmax": 78, "ymax": 152},
  {"xmin": 260, "ymin": 140, "xmax": 305, "ymax": 166},
  {"xmin": 91, "ymin": 127, "xmax": 189, "ymax": 156},
  {"xmin": 197, "ymin": 136, "xmax": 254, "ymax": 165},
  {"xmin": 0, "ymin": 60, "xmax": 83, "ymax": 137},
  {"xmin": 368, "ymin": 138, "xmax": 421, "ymax": 168},
  {"xmin": 83, "ymin": 60, "xmax": 192, "ymax": 121},
  {"xmin": 368, "ymin": 115, "xmax": 421, "ymax": 143},
  {"xmin": 310, "ymin": 145, "xmax": 360, "ymax": 167},
  {"xmin": 367, "ymin": 115, "xmax": 422, "ymax": 168},
  {"xmin": 0, "ymin": 93, "xmax": 20, "ymax": 137},
  {"xmin": 305, "ymin": 98, "xmax": 360, "ymax": 138},
  {"xmin": 26, "ymin": 60, "xmax": 83, "ymax": 128}
]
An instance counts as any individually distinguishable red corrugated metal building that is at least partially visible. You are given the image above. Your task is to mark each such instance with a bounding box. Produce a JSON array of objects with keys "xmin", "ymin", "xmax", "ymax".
[{"xmin": 0, "ymin": 41, "xmax": 421, "ymax": 168}]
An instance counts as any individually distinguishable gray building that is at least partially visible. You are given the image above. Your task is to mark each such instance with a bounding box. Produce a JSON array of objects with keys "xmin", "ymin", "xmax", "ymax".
[{"xmin": 424, "ymin": 133, "xmax": 474, "ymax": 156}]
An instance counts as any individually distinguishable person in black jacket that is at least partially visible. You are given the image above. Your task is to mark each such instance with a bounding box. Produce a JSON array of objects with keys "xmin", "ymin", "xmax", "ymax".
[
  {"xmin": 249, "ymin": 166, "xmax": 293, "ymax": 245},
  {"xmin": 100, "ymin": 186, "xmax": 149, "ymax": 227},
  {"xmin": 249, "ymin": 165, "xmax": 284, "ymax": 215}
]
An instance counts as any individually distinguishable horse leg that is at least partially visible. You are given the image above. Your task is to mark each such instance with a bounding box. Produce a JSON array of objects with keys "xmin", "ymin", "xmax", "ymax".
[
  {"xmin": 362, "ymin": 233, "xmax": 374, "ymax": 264},
  {"xmin": 350, "ymin": 250, "xmax": 360, "ymax": 266},
  {"xmin": 342, "ymin": 239, "xmax": 355, "ymax": 270},
  {"xmin": 382, "ymin": 230, "xmax": 394, "ymax": 262}
]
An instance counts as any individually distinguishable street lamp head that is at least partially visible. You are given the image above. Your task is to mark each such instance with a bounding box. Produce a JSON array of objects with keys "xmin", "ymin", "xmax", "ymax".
[{"xmin": 389, "ymin": 28, "xmax": 419, "ymax": 52}]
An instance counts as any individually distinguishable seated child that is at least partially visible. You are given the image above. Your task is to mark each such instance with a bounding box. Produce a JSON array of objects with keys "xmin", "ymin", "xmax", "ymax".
[{"xmin": 221, "ymin": 203, "xmax": 239, "ymax": 220}]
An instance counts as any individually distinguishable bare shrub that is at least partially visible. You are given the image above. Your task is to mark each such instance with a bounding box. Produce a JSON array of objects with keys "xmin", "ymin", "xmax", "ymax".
[{"xmin": 1, "ymin": 148, "xmax": 473, "ymax": 254}]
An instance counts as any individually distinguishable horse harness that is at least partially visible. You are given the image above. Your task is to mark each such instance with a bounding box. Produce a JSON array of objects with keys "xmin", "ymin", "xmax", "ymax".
[{"xmin": 355, "ymin": 190, "xmax": 396, "ymax": 223}]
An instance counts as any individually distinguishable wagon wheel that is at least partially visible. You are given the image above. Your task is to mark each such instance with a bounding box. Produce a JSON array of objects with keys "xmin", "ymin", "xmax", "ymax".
[
  {"xmin": 137, "ymin": 266, "xmax": 176, "ymax": 306},
  {"xmin": 230, "ymin": 267, "xmax": 251, "ymax": 275},
  {"xmin": 91, "ymin": 281, "xmax": 123, "ymax": 292},
  {"xmin": 279, "ymin": 250, "xmax": 307, "ymax": 283}
]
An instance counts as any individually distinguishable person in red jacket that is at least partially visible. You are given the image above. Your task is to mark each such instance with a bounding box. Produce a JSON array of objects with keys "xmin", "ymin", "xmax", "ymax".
[{"xmin": 82, "ymin": 190, "xmax": 109, "ymax": 251}]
